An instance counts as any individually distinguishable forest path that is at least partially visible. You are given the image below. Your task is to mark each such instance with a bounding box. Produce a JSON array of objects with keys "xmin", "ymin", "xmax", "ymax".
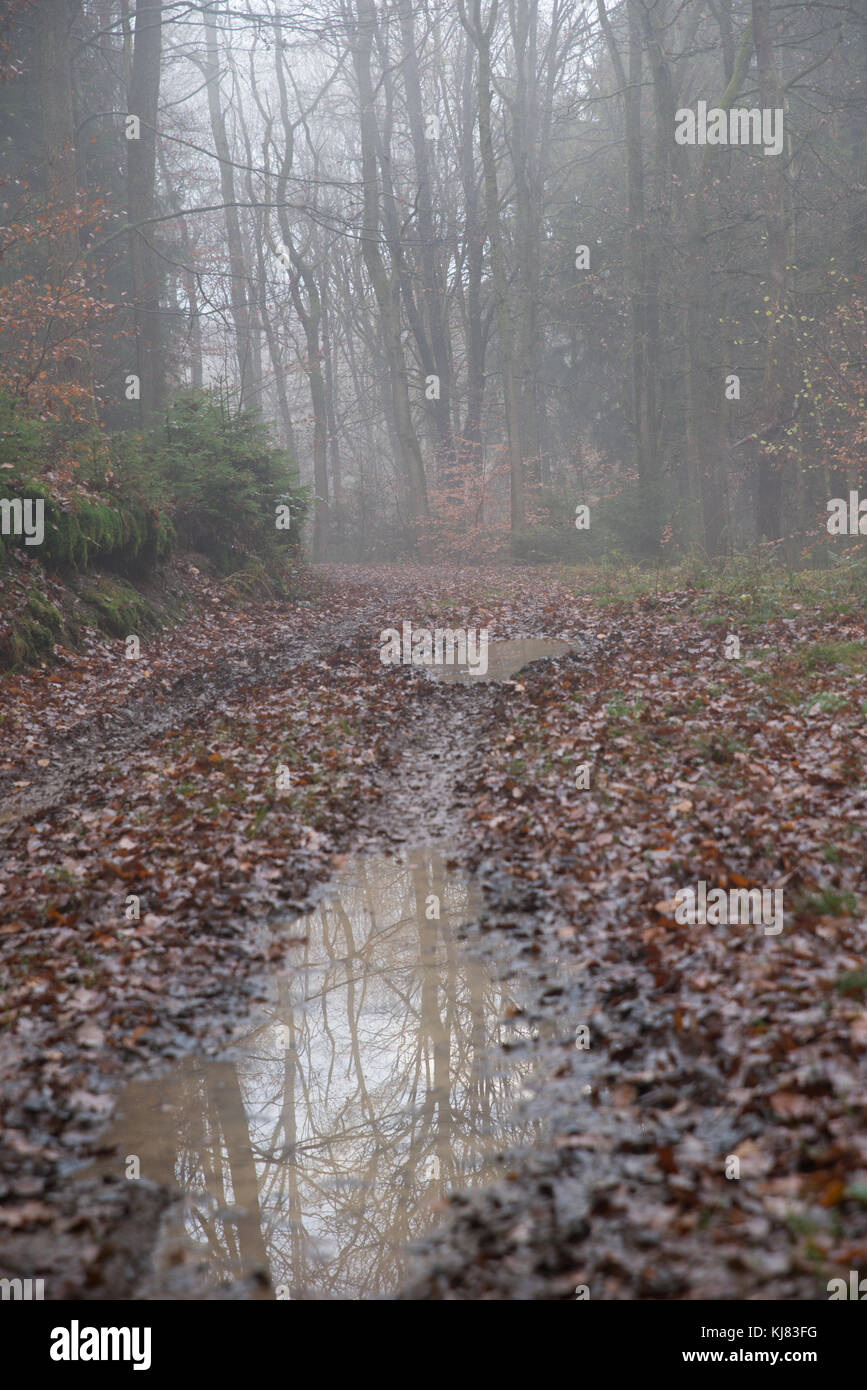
[
  {"xmin": 0, "ymin": 564, "xmax": 587, "ymax": 1297},
  {"xmin": 1, "ymin": 564, "xmax": 865, "ymax": 1300}
]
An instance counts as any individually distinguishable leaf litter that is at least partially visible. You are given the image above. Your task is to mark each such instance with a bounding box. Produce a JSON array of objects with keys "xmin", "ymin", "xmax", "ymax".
[{"xmin": 1, "ymin": 565, "xmax": 865, "ymax": 1299}]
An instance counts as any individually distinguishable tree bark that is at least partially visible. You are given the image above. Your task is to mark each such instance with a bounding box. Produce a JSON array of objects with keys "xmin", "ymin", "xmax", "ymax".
[
  {"xmin": 752, "ymin": 0, "xmax": 789, "ymax": 542},
  {"xmin": 267, "ymin": 25, "xmax": 329, "ymax": 560},
  {"xmin": 398, "ymin": 0, "xmax": 455, "ymax": 477},
  {"xmin": 36, "ymin": 0, "xmax": 90, "ymax": 398},
  {"xmin": 460, "ymin": 0, "xmax": 525, "ymax": 531},
  {"xmin": 351, "ymin": 0, "xmax": 429, "ymax": 545},
  {"xmin": 127, "ymin": 0, "xmax": 163, "ymax": 425},
  {"xmin": 459, "ymin": 38, "xmax": 486, "ymax": 476},
  {"xmin": 200, "ymin": 8, "xmax": 254, "ymax": 408},
  {"xmin": 597, "ymin": 0, "xmax": 660, "ymax": 552}
]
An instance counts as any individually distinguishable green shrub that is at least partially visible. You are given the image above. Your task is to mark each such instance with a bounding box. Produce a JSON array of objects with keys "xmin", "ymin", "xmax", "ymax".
[
  {"xmin": 116, "ymin": 391, "xmax": 308, "ymax": 572},
  {"xmin": 0, "ymin": 387, "xmax": 305, "ymax": 578}
]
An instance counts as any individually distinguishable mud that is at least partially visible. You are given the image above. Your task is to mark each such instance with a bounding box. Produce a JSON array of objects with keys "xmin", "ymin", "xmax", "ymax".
[
  {"xmin": 0, "ymin": 607, "xmax": 364, "ymax": 835},
  {"xmin": 1, "ymin": 569, "xmax": 598, "ymax": 1300}
]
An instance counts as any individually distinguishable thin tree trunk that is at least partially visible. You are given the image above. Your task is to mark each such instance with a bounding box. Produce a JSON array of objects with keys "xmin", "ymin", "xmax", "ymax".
[
  {"xmin": 398, "ymin": 0, "xmax": 455, "ymax": 479},
  {"xmin": 508, "ymin": 0, "xmax": 542, "ymax": 485},
  {"xmin": 37, "ymin": 0, "xmax": 77, "ymax": 269},
  {"xmin": 597, "ymin": 0, "xmax": 660, "ymax": 551},
  {"xmin": 200, "ymin": 9, "xmax": 253, "ymax": 407},
  {"xmin": 352, "ymin": 0, "xmax": 429, "ymax": 546},
  {"xmin": 126, "ymin": 0, "xmax": 163, "ymax": 425},
  {"xmin": 752, "ymin": 0, "xmax": 789, "ymax": 542},
  {"xmin": 267, "ymin": 26, "xmax": 329, "ymax": 560},
  {"xmin": 320, "ymin": 265, "xmax": 343, "ymax": 506},
  {"xmin": 37, "ymin": 0, "xmax": 91, "ymax": 399},
  {"xmin": 460, "ymin": 0, "xmax": 525, "ymax": 531},
  {"xmin": 156, "ymin": 142, "xmax": 201, "ymax": 392},
  {"xmin": 460, "ymin": 39, "xmax": 486, "ymax": 474}
]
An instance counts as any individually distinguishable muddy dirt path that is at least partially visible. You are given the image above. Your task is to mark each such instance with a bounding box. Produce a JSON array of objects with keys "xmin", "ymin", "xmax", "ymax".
[
  {"xmin": 0, "ymin": 565, "xmax": 593, "ymax": 1299},
  {"xmin": 4, "ymin": 565, "xmax": 859, "ymax": 1302},
  {"xmin": 83, "ymin": 681, "xmax": 535, "ymax": 1300},
  {"xmin": 0, "ymin": 605, "xmax": 363, "ymax": 835}
]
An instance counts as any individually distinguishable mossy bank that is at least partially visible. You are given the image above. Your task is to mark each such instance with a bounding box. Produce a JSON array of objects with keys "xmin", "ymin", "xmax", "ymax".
[{"xmin": 0, "ymin": 389, "xmax": 309, "ymax": 670}]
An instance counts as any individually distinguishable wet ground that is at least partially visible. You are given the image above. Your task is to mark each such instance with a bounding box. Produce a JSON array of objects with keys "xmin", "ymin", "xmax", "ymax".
[
  {"xmin": 4, "ymin": 566, "xmax": 861, "ymax": 1300},
  {"xmin": 0, "ymin": 574, "xmax": 590, "ymax": 1300},
  {"xmin": 84, "ymin": 847, "xmax": 536, "ymax": 1299}
]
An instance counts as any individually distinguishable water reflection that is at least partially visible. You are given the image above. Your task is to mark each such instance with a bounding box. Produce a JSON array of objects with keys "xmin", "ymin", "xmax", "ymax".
[
  {"xmin": 98, "ymin": 848, "xmax": 534, "ymax": 1299},
  {"xmin": 431, "ymin": 637, "xmax": 574, "ymax": 683}
]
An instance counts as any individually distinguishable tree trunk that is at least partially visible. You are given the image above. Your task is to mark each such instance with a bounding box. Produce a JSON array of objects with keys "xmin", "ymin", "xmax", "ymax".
[
  {"xmin": 508, "ymin": 0, "xmax": 542, "ymax": 486},
  {"xmin": 459, "ymin": 39, "xmax": 486, "ymax": 476},
  {"xmin": 200, "ymin": 9, "xmax": 253, "ymax": 408},
  {"xmin": 36, "ymin": 0, "xmax": 90, "ymax": 399},
  {"xmin": 268, "ymin": 24, "xmax": 329, "ymax": 560},
  {"xmin": 461, "ymin": 0, "xmax": 525, "ymax": 531},
  {"xmin": 37, "ymin": 0, "xmax": 77, "ymax": 269},
  {"xmin": 320, "ymin": 265, "xmax": 343, "ymax": 506},
  {"xmin": 398, "ymin": 0, "xmax": 455, "ymax": 480},
  {"xmin": 597, "ymin": 0, "xmax": 660, "ymax": 552},
  {"xmin": 351, "ymin": 0, "xmax": 429, "ymax": 546},
  {"xmin": 752, "ymin": 0, "xmax": 790, "ymax": 542},
  {"xmin": 126, "ymin": 0, "xmax": 163, "ymax": 426}
]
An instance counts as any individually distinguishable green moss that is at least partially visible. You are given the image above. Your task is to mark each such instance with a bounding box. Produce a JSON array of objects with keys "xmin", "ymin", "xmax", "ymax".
[
  {"xmin": 78, "ymin": 577, "xmax": 160, "ymax": 639},
  {"xmin": 0, "ymin": 590, "xmax": 65, "ymax": 669},
  {"xmin": 25, "ymin": 590, "xmax": 63, "ymax": 635},
  {"xmin": 11, "ymin": 616, "xmax": 53, "ymax": 663},
  {"xmin": 1, "ymin": 480, "xmax": 170, "ymax": 579}
]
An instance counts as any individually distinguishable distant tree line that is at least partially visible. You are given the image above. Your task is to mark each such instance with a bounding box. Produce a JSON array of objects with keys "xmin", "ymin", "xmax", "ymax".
[{"xmin": 1, "ymin": 0, "xmax": 865, "ymax": 563}]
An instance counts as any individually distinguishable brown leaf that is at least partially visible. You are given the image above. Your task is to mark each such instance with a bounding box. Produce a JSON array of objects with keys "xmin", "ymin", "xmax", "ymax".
[
  {"xmin": 0, "ymin": 1201, "xmax": 52, "ymax": 1228},
  {"xmin": 770, "ymin": 1091, "xmax": 811, "ymax": 1119}
]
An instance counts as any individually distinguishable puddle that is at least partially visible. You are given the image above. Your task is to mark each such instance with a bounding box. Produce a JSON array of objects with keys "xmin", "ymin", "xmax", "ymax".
[
  {"xmin": 430, "ymin": 637, "xmax": 574, "ymax": 683},
  {"xmin": 90, "ymin": 848, "xmax": 535, "ymax": 1299}
]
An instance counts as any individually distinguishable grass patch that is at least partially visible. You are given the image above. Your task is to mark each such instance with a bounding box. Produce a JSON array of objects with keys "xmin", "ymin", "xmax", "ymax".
[
  {"xmin": 800, "ymin": 888, "xmax": 858, "ymax": 917},
  {"xmin": 604, "ymin": 691, "xmax": 646, "ymax": 720},
  {"xmin": 560, "ymin": 554, "xmax": 867, "ymax": 619},
  {"xmin": 804, "ymin": 690, "xmax": 847, "ymax": 715},
  {"xmin": 835, "ymin": 968, "xmax": 867, "ymax": 997},
  {"xmin": 692, "ymin": 732, "xmax": 744, "ymax": 764},
  {"xmin": 796, "ymin": 641, "xmax": 867, "ymax": 673}
]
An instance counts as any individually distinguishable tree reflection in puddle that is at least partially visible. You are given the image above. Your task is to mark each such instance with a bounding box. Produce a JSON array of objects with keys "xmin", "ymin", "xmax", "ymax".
[{"xmin": 100, "ymin": 847, "xmax": 536, "ymax": 1299}]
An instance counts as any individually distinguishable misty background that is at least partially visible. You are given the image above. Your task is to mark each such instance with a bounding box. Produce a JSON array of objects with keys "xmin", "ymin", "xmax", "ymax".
[{"xmin": 1, "ymin": 0, "xmax": 865, "ymax": 568}]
